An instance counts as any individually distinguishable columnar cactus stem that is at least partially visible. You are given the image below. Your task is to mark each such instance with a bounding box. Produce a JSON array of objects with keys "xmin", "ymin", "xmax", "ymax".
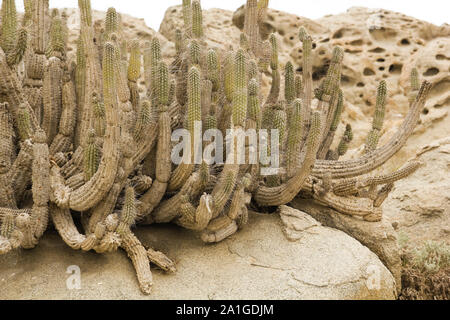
[
  {"xmin": 191, "ymin": 0, "xmax": 203, "ymax": 38},
  {"xmin": 286, "ymin": 99, "xmax": 305, "ymax": 177},
  {"xmin": 312, "ymin": 82, "xmax": 431, "ymax": 179},
  {"xmin": 254, "ymin": 111, "xmax": 322, "ymax": 206},
  {"xmin": 0, "ymin": 0, "xmax": 17, "ymax": 58},
  {"xmin": 83, "ymin": 129, "xmax": 99, "ymax": 181},
  {"xmin": 266, "ymin": 33, "xmax": 280, "ymax": 105},
  {"xmin": 244, "ymin": 0, "xmax": 260, "ymax": 56},
  {"xmin": 182, "ymin": 0, "xmax": 192, "ymax": 36},
  {"xmin": 284, "ymin": 61, "xmax": 295, "ymax": 104},
  {"xmin": 364, "ymin": 80, "xmax": 387, "ymax": 153},
  {"xmin": 232, "ymin": 49, "xmax": 248, "ymax": 127}
]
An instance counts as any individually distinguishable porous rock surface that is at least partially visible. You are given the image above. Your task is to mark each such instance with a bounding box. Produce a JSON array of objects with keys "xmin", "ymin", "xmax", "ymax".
[{"xmin": 0, "ymin": 211, "xmax": 396, "ymax": 299}]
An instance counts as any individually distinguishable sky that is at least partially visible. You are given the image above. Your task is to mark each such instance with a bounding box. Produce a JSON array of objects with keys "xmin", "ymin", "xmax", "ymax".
[{"xmin": 15, "ymin": 0, "xmax": 449, "ymax": 30}]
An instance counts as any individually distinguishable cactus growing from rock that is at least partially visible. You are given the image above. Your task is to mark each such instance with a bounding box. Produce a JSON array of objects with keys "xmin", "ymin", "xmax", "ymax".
[{"xmin": 0, "ymin": 0, "xmax": 432, "ymax": 295}]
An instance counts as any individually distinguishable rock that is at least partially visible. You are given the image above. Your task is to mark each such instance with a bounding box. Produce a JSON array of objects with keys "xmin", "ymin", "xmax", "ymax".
[
  {"xmin": 384, "ymin": 137, "xmax": 450, "ymax": 247},
  {"xmin": 290, "ymin": 199, "xmax": 402, "ymax": 293},
  {"xmin": 0, "ymin": 212, "xmax": 396, "ymax": 300}
]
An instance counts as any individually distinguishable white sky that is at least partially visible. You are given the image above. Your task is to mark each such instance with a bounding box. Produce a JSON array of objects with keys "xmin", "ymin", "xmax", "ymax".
[{"xmin": 16, "ymin": 0, "xmax": 449, "ymax": 30}]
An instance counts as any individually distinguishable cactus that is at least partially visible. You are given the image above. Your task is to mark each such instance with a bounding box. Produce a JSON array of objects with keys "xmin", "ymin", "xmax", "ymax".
[{"xmin": 0, "ymin": 0, "xmax": 433, "ymax": 296}]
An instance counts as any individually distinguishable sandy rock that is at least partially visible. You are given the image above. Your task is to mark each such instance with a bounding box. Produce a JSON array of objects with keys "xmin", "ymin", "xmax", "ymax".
[
  {"xmin": 384, "ymin": 137, "xmax": 450, "ymax": 247},
  {"xmin": 0, "ymin": 212, "xmax": 396, "ymax": 300},
  {"xmin": 290, "ymin": 199, "xmax": 402, "ymax": 293}
]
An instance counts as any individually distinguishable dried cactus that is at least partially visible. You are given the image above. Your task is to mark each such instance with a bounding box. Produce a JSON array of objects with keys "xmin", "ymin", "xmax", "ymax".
[{"xmin": 0, "ymin": 0, "xmax": 432, "ymax": 295}]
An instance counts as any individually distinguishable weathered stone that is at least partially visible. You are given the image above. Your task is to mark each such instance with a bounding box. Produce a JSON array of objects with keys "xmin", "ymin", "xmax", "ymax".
[{"xmin": 0, "ymin": 212, "xmax": 396, "ymax": 299}]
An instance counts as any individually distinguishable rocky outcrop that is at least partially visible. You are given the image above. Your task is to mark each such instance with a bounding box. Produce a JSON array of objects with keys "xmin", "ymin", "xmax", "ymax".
[
  {"xmin": 290, "ymin": 200, "xmax": 402, "ymax": 293},
  {"xmin": 0, "ymin": 211, "xmax": 396, "ymax": 300},
  {"xmin": 384, "ymin": 137, "xmax": 450, "ymax": 246}
]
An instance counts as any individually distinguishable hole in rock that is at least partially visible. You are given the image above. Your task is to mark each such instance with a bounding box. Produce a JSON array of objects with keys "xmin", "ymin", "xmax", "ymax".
[
  {"xmin": 389, "ymin": 64, "xmax": 403, "ymax": 74},
  {"xmin": 369, "ymin": 47, "xmax": 386, "ymax": 53},
  {"xmin": 423, "ymin": 68, "xmax": 439, "ymax": 76},
  {"xmin": 363, "ymin": 68, "xmax": 376, "ymax": 76},
  {"xmin": 400, "ymin": 38, "xmax": 410, "ymax": 45}
]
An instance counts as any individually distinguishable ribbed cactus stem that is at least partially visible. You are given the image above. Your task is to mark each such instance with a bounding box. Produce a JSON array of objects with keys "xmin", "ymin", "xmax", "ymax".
[
  {"xmin": 285, "ymin": 61, "xmax": 295, "ymax": 103},
  {"xmin": 205, "ymin": 115, "xmax": 217, "ymax": 130},
  {"xmin": 78, "ymin": 0, "xmax": 92, "ymax": 27},
  {"xmin": 330, "ymin": 90, "xmax": 344, "ymax": 132},
  {"xmin": 240, "ymin": 33, "xmax": 249, "ymax": 50},
  {"xmin": 247, "ymin": 78, "xmax": 260, "ymax": 127},
  {"xmin": 373, "ymin": 80, "xmax": 387, "ymax": 131},
  {"xmin": 189, "ymin": 40, "xmax": 201, "ymax": 66},
  {"xmin": 83, "ymin": 129, "xmax": 99, "ymax": 181},
  {"xmin": 248, "ymin": 60, "xmax": 258, "ymax": 82},
  {"xmin": 23, "ymin": 0, "xmax": 33, "ymax": 27},
  {"xmin": 158, "ymin": 61, "xmax": 170, "ymax": 108},
  {"xmin": 182, "ymin": 0, "xmax": 192, "ymax": 35},
  {"xmin": 150, "ymin": 37, "xmax": 161, "ymax": 96},
  {"xmin": 232, "ymin": 49, "xmax": 248, "ymax": 127},
  {"xmin": 0, "ymin": 212, "xmax": 15, "ymax": 238},
  {"xmin": 318, "ymin": 46, "xmax": 343, "ymax": 101},
  {"xmin": 47, "ymin": 12, "xmax": 65, "ymax": 58},
  {"xmin": 105, "ymin": 7, "xmax": 119, "ymax": 38},
  {"xmin": 207, "ymin": 49, "xmax": 220, "ymax": 92},
  {"xmin": 224, "ymin": 53, "xmax": 235, "ymax": 102},
  {"xmin": 7, "ymin": 27, "xmax": 27, "ymax": 66},
  {"xmin": 286, "ymin": 99, "xmax": 304, "ymax": 175},
  {"xmin": 338, "ymin": 124, "xmax": 353, "ymax": 156},
  {"xmin": 128, "ymin": 40, "xmax": 141, "ymax": 82},
  {"xmin": 175, "ymin": 29, "xmax": 184, "ymax": 55},
  {"xmin": 269, "ymin": 33, "xmax": 278, "ymax": 71},
  {"xmin": 295, "ymin": 75, "xmax": 303, "ymax": 98},
  {"xmin": 117, "ymin": 185, "xmax": 137, "ymax": 234},
  {"xmin": 1, "ymin": 0, "xmax": 17, "ymax": 57},
  {"xmin": 273, "ymin": 104, "xmax": 287, "ymax": 146},
  {"xmin": 409, "ymin": 68, "xmax": 420, "ymax": 104},
  {"xmin": 410, "ymin": 68, "xmax": 420, "ymax": 91},
  {"xmin": 92, "ymin": 92, "xmax": 106, "ymax": 137},
  {"xmin": 187, "ymin": 66, "xmax": 202, "ymax": 133},
  {"xmin": 17, "ymin": 103, "xmax": 32, "ymax": 141},
  {"xmin": 103, "ymin": 42, "xmax": 118, "ymax": 112},
  {"xmin": 191, "ymin": 0, "xmax": 203, "ymax": 38}
]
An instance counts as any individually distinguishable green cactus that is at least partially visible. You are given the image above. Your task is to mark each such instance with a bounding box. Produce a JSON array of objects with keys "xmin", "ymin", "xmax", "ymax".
[
  {"xmin": 207, "ymin": 49, "xmax": 220, "ymax": 92},
  {"xmin": 158, "ymin": 61, "xmax": 170, "ymax": 108},
  {"xmin": 365, "ymin": 80, "xmax": 387, "ymax": 152},
  {"xmin": 295, "ymin": 75, "xmax": 303, "ymax": 98},
  {"xmin": 182, "ymin": 0, "xmax": 192, "ymax": 35},
  {"xmin": 232, "ymin": 49, "xmax": 248, "ymax": 127},
  {"xmin": 83, "ymin": 129, "xmax": 99, "ymax": 181},
  {"xmin": 338, "ymin": 124, "xmax": 353, "ymax": 156},
  {"xmin": 17, "ymin": 103, "xmax": 32, "ymax": 141},
  {"xmin": 187, "ymin": 66, "xmax": 202, "ymax": 133},
  {"xmin": 247, "ymin": 78, "xmax": 261, "ymax": 127},
  {"xmin": 285, "ymin": 61, "xmax": 295, "ymax": 104},
  {"xmin": 0, "ymin": 0, "xmax": 17, "ymax": 57},
  {"xmin": 78, "ymin": 0, "xmax": 93, "ymax": 27},
  {"xmin": 175, "ymin": 29, "xmax": 184, "ymax": 56},
  {"xmin": 105, "ymin": 7, "xmax": 119, "ymax": 38},
  {"xmin": 191, "ymin": 0, "xmax": 203, "ymax": 38},
  {"xmin": 128, "ymin": 40, "xmax": 141, "ymax": 82},
  {"xmin": 117, "ymin": 185, "xmax": 137, "ymax": 235},
  {"xmin": 0, "ymin": 212, "xmax": 15, "ymax": 238}
]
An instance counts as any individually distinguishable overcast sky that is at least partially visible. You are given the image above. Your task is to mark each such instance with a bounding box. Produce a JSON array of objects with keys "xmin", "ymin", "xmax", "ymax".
[{"xmin": 16, "ymin": 0, "xmax": 449, "ymax": 30}]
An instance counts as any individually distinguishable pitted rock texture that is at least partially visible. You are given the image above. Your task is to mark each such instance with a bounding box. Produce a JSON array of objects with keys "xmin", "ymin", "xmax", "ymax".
[{"xmin": 0, "ymin": 212, "xmax": 396, "ymax": 300}]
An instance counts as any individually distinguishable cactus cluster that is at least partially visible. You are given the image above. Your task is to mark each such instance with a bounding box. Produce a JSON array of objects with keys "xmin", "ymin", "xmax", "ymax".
[{"xmin": 0, "ymin": 0, "xmax": 431, "ymax": 294}]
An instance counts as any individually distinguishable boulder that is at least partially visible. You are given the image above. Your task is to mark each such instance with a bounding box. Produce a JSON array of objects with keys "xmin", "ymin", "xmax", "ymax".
[{"xmin": 0, "ymin": 211, "xmax": 396, "ymax": 300}]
